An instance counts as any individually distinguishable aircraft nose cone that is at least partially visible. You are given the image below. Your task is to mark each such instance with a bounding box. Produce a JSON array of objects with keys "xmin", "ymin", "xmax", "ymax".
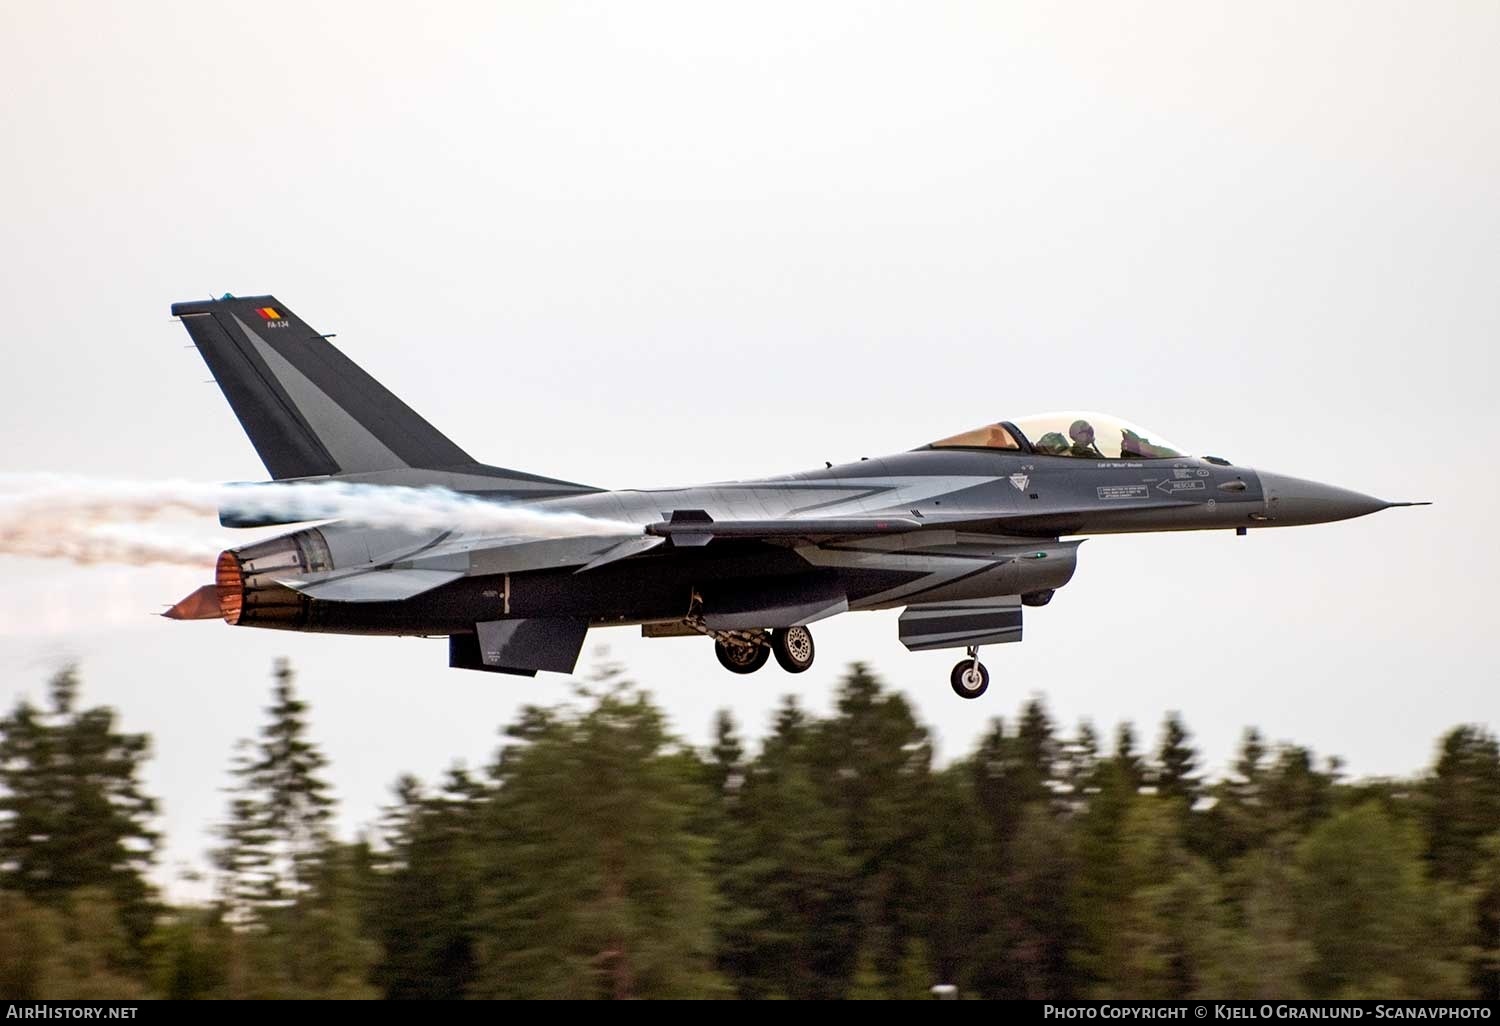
[{"xmin": 1256, "ymin": 470, "xmax": 1389, "ymax": 526}]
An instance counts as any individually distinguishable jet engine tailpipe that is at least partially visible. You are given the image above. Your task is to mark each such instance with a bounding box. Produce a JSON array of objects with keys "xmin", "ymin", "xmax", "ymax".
[{"xmin": 213, "ymin": 527, "xmax": 333, "ymax": 628}]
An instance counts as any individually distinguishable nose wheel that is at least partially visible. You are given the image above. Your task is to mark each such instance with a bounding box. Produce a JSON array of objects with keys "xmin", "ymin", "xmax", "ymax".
[{"xmin": 950, "ymin": 646, "xmax": 990, "ymax": 699}]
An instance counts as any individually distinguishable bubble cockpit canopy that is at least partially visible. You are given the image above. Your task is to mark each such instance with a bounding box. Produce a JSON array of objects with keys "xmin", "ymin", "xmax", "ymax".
[{"xmin": 929, "ymin": 411, "xmax": 1188, "ymax": 460}]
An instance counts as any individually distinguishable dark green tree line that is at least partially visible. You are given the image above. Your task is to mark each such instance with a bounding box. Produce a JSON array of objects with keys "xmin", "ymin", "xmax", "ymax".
[
  {"xmin": 1, "ymin": 659, "xmax": 1496, "ymax": 1000},
  {"xmin": 0, "ymin": 667, "xmax": 157, "ymax": 994}
]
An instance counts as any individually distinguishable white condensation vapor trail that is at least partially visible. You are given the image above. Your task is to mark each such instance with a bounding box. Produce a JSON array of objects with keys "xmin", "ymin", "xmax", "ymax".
[
  {"xmin": 0, "ymin": 474, "xmax": 641, "ymax": 569},
  {"xmin": 0, "ymin": 522, "xmax": 224, "ymax": 568},
  {"xmin": 218, "ymin": 479, "xmax": 640, "ymax": 536}
]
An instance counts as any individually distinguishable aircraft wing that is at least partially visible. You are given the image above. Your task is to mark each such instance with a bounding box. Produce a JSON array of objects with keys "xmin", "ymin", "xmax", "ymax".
[
  {"xmin": 268, "ymin": 510, "xmax": 1016, "ymax": 603},
  {"xmin": 580, "ymin": 510, "xmax": 1027, "ymax": 571}
]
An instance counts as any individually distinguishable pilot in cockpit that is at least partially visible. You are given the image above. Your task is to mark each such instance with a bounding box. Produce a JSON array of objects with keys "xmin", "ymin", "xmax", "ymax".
[
  {"xmin": 1068, "ymin": 419, "xmax": 1104, "ymax": 458},
  {"xmin": 1121, "ymin": 427, "xmax": 1174, "ymax": 459},
  {"xmin": 1034, "ymin": 432, "xmax": 1070, "ymax": 456}
]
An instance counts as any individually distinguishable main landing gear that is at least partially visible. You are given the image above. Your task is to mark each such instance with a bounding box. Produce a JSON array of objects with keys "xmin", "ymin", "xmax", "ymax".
[
  {"xmin": 713, "ymin": 626, "xmax": 816, "ymax": 675},
  {"xmin": 771, "ymin": 626, "xmax": 815, "ymax": 673},
  {"xmin": 715, "ymin": 637, "xmax": 769, "ymax": 674},
  {"xmin": 950, "ymin": 646, "xmax": 990, "ymax": 699}
]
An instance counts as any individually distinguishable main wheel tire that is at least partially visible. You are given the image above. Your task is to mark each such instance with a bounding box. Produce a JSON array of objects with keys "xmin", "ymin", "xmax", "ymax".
[
  {"xmin": 771, "ymin": 626, "xmax": 815, "ymax": 673},
  {"xmin": 950, "ymin": 660, "xmax": 990, "ymax": 699},
  {"xmin": 715, "ymin": 638, "xmax": 770, "ymax": 675}
]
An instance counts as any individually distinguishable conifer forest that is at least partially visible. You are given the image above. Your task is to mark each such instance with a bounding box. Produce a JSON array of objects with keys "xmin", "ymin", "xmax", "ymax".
[{"xmin": 0, "ymin": 659, "xmax": 1496, "ymax": 1000}]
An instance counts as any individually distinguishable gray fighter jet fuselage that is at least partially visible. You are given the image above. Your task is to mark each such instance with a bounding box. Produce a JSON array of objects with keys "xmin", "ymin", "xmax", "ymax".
[{"xmin": 165, "ymin": 295, "xmax": 1425, "ymax": 698}]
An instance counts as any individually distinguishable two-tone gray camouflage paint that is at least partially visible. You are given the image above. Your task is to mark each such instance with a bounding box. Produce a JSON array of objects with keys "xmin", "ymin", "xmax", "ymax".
[{"xmin": 166, "ymin": 295, "xmax": 1425, "ymax": 688}]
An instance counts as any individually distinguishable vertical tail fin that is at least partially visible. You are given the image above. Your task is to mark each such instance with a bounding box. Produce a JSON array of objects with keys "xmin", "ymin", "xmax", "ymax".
[{"xmin": 171, "ymin": 294, "xmax": 595, "ymax": 497}]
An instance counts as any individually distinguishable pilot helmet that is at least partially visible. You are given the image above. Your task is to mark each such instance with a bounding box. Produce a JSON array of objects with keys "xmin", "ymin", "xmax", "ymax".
[{"xmin": 1035, "ymin": 432, "xmax": 1069, "ymax": 455}]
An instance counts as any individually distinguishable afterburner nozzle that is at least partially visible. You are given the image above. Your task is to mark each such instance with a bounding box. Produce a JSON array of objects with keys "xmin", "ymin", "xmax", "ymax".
[{"xmin": 216, "ymin": 549, "xmax": 243, "ymax": 624}]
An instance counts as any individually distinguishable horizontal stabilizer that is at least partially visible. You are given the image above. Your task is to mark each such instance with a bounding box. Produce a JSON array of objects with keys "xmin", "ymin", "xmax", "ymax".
[{"xmin": 276, "ymin": 567, "xmax": 464, "ymax": 602}]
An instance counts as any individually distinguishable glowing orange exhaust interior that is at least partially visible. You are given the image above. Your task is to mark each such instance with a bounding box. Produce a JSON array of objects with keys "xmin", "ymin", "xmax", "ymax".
[{"xmin": 215, "ymin": 550, "xmax": 243, "ymax": 625}]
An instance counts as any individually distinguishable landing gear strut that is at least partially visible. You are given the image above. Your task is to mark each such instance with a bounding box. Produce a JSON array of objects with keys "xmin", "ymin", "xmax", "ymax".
[{"xmin": 950, "ymin": 645, "xmax": 989, "ymax": 699}]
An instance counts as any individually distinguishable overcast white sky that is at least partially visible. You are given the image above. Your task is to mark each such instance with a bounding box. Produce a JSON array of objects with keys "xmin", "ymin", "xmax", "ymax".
[{"xmin": 1, "ymin": 1, "xmax": 1496, "ymax": 894}]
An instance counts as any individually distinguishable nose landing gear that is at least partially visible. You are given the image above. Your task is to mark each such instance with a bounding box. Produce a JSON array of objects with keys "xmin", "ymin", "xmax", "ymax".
[{"xmin": 950, "ymin": 645, "xmax": 990, "ymax": 699}]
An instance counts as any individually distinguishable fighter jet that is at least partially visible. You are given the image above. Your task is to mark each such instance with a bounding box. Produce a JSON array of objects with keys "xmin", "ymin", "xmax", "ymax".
[{"xmin": 165, "ymin": 295, "xmax": 1428, "ymax": 698}]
